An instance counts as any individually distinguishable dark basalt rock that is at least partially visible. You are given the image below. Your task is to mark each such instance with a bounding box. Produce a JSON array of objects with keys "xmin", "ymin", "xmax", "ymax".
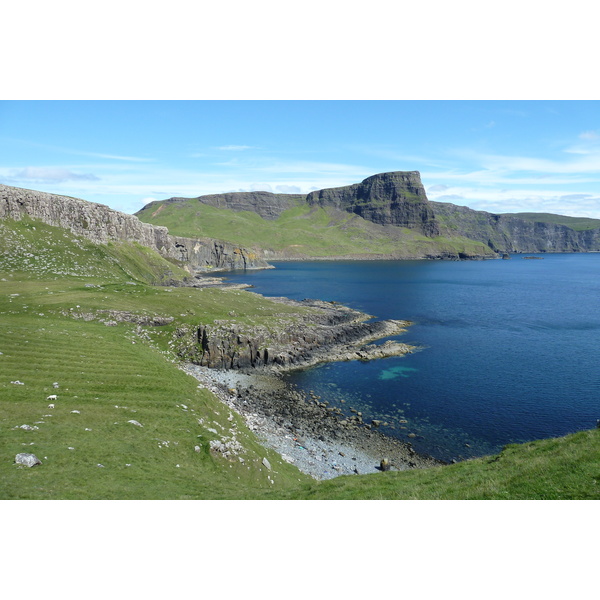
[
  {"xmin": 430, "ymin": 200, "xmax": 600, "ymax": 254},
  {"xmin": 306, "ymin": 171, "xmax": 439, "ymax": 237}
]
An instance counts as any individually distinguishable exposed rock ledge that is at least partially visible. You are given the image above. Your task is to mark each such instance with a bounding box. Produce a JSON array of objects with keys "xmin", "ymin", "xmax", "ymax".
[
  {"xmin": 0, "ymin": 184, "xmax": 270, "ymax": 273},
  {"xmin": 172, "ymin": 296, "xmax": 417, "ymax": 372}
]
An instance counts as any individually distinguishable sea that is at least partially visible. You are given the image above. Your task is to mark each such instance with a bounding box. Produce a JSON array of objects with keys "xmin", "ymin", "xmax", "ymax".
[{"xmin": 220, "ymin": 254, "xmax": 600, "ymax": 463}]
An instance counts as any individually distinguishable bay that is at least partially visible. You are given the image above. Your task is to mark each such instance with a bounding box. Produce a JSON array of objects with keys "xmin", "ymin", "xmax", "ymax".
[{"xmin": 221, "ymin": 254, "xmax": 600, "ymax": 462}]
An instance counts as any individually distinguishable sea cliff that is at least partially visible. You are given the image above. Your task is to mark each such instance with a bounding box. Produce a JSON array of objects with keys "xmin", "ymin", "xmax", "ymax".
[{"xmin": 0, "ymin": 184, "xmax": 270, "ymax": 273}]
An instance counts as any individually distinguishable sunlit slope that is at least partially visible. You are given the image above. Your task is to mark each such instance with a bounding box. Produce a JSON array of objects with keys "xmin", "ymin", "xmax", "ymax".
[
  {"xmin": 2, "ymin": 216, "xmax": 599, "ymax": 499},
  {"xmin": 0, "ymin": 218, "xmax": 313, "ymax": 499},
  {"xmin": 288, "ymin": 428, "xmax": 600, "ymax": 500},
  {"xmin": 136, "ymin": 200, "xmax": 495, "ymax": 259}
]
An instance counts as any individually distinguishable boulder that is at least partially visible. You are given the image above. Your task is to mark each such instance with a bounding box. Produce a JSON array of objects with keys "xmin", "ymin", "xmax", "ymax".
[{"xmin": 15, "ymin": 453, "xmax": 42, "ymax": 467}]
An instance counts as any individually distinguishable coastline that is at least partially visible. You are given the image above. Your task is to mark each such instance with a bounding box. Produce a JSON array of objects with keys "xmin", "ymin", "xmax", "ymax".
[{"xmin": 183, "ymin": 363, "xmax": 442, "ymax": 480}]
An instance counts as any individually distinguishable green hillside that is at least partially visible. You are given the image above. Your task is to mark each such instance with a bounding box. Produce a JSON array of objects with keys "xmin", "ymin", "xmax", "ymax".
[
  {"xmin": 500, "ymin": 212, "xmax": 600, "ymax": 231},
  {"xmin": 2, "ymin": 216, "xmax": 598, "ymax": 499},
  {"xmin": 136, "ymin": 199, "xmax": 496, "ymax": 259}
]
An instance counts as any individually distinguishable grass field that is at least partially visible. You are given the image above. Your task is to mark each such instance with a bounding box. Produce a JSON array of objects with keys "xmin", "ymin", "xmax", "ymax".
[
  {"xmin": 136, "ymin": 199, "xmax": 496, "ymax": 258},
  {"xmin": 2, "ymin": 216, "xmax": 599, "ymax": 499}
]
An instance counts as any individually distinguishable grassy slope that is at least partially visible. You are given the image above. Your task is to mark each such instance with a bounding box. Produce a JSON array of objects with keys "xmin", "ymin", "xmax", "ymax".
[
  {"xmin": 500, "ymin": 212, "xmax": 600, "ymax": 231},
  {"xmin": 291, "ymin": 429, "xmax": 600, "ymax": 499},
  {"xmin": 0, "ymin": 218, "xmax": 314, "ymax": 499},
  {"xmin": 136, "ymin": 200, "xmax": 495, "ymax": 258},
  {"xmin": 2, "ymin": 216, "xmax": 598, "ymax": 499}
]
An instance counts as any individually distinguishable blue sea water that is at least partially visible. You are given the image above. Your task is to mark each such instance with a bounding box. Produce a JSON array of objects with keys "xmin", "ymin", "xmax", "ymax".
[{"xmin": 221, "ymin": 255, "xmax": 600, "ymax": 462}]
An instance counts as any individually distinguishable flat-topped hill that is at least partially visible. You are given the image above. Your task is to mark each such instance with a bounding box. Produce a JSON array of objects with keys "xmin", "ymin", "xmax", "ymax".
[{"xmin": 136, "ymin": 171, "xmax": 600, "ymax": 258}]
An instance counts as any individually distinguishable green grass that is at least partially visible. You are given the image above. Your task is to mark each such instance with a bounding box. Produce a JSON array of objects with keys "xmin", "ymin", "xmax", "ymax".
[
  {"xmin": 500, "ymin": 212, "xmax": 600, "ymax": 231},
  {"xmin": 0, "ymin": 218, "xmax": 315, "ymax": 499},
  {"xmin": 136, "ymin": 200, "xmax": 496, "ymax": 258},
  {"xmin": 285, "ymin": 428, "xmax": 600, "ymax": 499},
  {"xmin": 2, "ymin": 215, "xmax": 598, "ymax": 499}
]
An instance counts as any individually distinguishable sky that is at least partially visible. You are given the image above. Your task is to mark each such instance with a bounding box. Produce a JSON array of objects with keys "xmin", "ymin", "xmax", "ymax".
[{"xmin": 2, "ymin": 100, "xmax": 600, "ymax": 219}]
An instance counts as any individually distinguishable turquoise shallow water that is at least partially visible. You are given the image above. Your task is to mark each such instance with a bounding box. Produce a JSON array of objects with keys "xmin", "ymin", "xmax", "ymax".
[{"xmin": 221, "ymin": 255, "xmax": 600, "ymax": 462}]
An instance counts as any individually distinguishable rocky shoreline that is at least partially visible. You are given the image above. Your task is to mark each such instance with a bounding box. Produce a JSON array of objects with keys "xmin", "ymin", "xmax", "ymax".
[{"xmin": 183, "ymin": 364, "xmax": 443, "ymax": 480}]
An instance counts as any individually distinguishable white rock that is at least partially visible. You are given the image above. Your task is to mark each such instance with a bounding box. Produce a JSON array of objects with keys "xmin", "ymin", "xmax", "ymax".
[
  {"xmin": 48, "ymin": 404, "xmax": 54, "ymax": 409},
  {"xmin": 19, "ymin": 424, "xmax": 38, "ymax": 431},
  {"xmin": 15, "ymin": 453, "xmax": 42, "ymax": 467},
  {"xmin": 262, "ymin": 457, "xmax": 272, "ymax": 470},
  {"xmin": 47, "ymin": 395, "xmax": 57, "ymax": 401},
  {"xmin": 128, "ymin": 420, "xmax": 143, "ymax": 427},
  {"xmin": 71, "ymin": 410, "xmax": 80, "ymax": 414}
]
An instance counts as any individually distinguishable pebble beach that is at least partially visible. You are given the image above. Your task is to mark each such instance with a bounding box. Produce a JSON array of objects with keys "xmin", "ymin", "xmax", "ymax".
[{"xmin": 183, "ymin": 364, "xmax": 442, "ymax": 480}]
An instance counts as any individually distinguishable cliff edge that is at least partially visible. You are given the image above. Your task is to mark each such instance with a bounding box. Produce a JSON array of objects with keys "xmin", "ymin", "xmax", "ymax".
[
  {"xmin": 307, "ymin": 171, "xmax": 439, "ymax": 237},
  {"xmin": 0, "ymin": 184, "xmax": 270, "ymax": 274}
]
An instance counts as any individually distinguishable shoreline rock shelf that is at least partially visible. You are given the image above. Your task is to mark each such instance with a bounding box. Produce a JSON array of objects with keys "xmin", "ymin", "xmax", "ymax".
[{"xmin": 174, "ymin": 296, "xmax": 417, "ymax": 371}]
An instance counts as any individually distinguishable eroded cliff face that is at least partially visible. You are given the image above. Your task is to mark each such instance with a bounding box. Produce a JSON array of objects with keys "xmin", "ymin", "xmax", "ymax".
[
  {"xmin": 172, "ymin": 298, "xmax": 414, "ymax": 371},
  {"xmin": 0, "ymin": 184, "xmax": 270, "ymax": 273},
  {"xmin": 147, "ymin": 191, "xmax": 305, "ymax": 221},
  {"xmin": 306, "ymin": 171, "xmax": 440, "ymax": 236},
  {"xmin": 430, "ymin": 201, "xmax": 600, "ymax": 253}
]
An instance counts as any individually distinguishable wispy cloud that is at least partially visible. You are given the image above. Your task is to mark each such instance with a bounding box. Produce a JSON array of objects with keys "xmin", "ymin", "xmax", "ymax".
[
  {"xmin": 0, "ymin": 137, "xmax": 154, "ymax": 163},
  {"xmin": 8, "ymin": 166, "xmax": 99, "ymax": 183},
  {"xmin": 216, "ymin": 145, "xmax": 257, "ymax": 151}
]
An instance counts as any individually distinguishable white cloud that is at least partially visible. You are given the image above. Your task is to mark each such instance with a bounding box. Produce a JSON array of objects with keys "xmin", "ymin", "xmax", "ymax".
[
  {"xmin": 10, "ymin": 167, "xmax": 100, "ymax": 183},
  {"xmin": 250, "ymin": 183, "xmax": 273, "ymax": 192},
  {"xmin": 578, "ymin": 130, "xmax": 600, "ymax": 141},
  {"xmin": 217, "ymin": 145, "xmax": 256, "ymax": 151},
  {"xmin": 275, "ymin": 184, "xmax": 302, "ymax": 194}
]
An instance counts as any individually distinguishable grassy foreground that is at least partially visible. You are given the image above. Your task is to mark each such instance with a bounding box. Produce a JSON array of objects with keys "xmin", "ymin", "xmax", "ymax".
[{"xmin": 2, "ymin": 217, "xmax": 598, "ymax": 499}]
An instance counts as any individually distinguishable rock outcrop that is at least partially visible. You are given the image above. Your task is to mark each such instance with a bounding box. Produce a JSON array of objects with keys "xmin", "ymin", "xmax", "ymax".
[
  {"xmin": 144, "ymin": 191, "xmax": 305, "ymax": 221},
  {"xmin": 0, "ymin": 184, "xmax": 270, "ymax": 273},
  {"xmin": 430, "ymin": 201, "xmax": 600, "ymax": 253},
  {"xmin": 306, "ymin": 171, "xmax": 440, "ymax": 236},
  {"xmin": 140, "ymin": 170, "xmax": 600, "ymax": 256},
  {"xmin": 172, "ymin": 298, "xmax": 415, "ymax": 371}
]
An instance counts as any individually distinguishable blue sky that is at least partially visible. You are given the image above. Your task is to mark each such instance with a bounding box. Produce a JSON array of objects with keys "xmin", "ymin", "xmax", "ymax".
[{"xmin": 2, "ymin": 100, "xmax": 600, "ymax": 218}]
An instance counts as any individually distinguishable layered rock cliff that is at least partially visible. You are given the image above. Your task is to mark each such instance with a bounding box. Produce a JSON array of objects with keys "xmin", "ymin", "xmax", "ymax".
[
  {"xmin": 306, "ymin": 171, "xmax": 440, "ymax": 236},
  {"xmin": 0, "ymin": 184, "xmax": 270, "ymax": 273},
  {"xmin": 171, "ymin": 298, "xmax": 414, "ymax": 371},
  {"xmin": 140, "ymin": 170, "xmax": 600, "ymax": 256},
  {"xmin": 430, "ymin": 201, "xmax": 600, "ymax": 253},
  {"xmin": 144, "ymin": 191, "xmax": 305, "ymax": 221}
]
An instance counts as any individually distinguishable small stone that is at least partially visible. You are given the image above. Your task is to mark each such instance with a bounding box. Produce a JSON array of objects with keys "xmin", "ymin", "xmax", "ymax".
[
  {"xmin": 262, "ymin": 457, "xmax": 272, "ymax": 470},
  {"xmin": 71, "ymin": 410, "xmax": 80, "ymax": 414},
  {"xmin": 408, "ymin": 433, "xmax": 416, "ymax": 438},
  {"xmin": 128, "ymin": 420, "xmax": 143, "ymax": 427},
  {"xmin": 97, "ymin": 464, "xmax": 105, "ymax": 468},
  {"xmin": 15, "ymin": 453, "xmax": 42, "ymax": 467},
  {"xmin": 194, "ymin": 445, "xmax": 202, "ymax": 452}
]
